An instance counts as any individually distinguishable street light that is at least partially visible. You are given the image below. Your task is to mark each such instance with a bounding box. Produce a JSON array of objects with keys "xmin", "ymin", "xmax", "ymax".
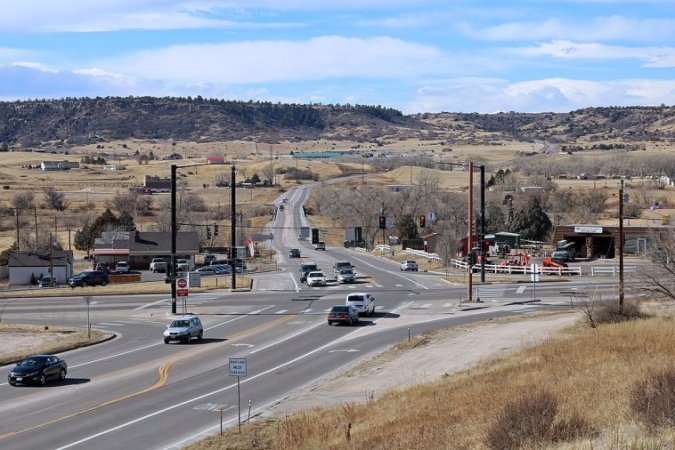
[{"xmin": 170, "ymin": 163, "xmax": 237, "ymax": 314}]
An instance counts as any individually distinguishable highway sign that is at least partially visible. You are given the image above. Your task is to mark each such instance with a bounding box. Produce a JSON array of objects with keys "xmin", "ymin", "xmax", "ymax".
[{"xmin": 229, "ymin": 357, "xmax": 247, "ymax": 377}]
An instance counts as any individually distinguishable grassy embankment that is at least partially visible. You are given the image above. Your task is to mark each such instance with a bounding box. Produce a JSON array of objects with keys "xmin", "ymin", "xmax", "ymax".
[{"xmin": 188, "ymin": 305, "xmax": 675, "ymax": 449}]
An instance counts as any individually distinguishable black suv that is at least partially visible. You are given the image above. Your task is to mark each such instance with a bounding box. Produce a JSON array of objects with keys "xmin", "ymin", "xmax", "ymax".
[{"xmin": 68, "ymin": 270, "xmax": 109, "ymax": 288}]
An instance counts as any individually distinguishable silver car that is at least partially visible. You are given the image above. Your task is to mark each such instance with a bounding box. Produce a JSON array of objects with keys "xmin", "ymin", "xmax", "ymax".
[
  {"xmin": 337, "ymin": 268, "xmax": 356, "ymax": 283},
  {"xmin": 163, "ymin": 315, "xmax": 203, "ymax": 344}
]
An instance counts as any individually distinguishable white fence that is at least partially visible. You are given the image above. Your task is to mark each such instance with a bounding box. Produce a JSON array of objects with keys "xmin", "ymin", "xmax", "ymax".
[
  {"xmin": 450, "ymin": 259, "xmax": 582, "ymax": 276},
  {"xmin": 590, "ymin": 266, "xmax": 636, "ymax": 276},
  {"xmin": 406, "ymin": 248, "xmax": 443, "ymax": 262}
]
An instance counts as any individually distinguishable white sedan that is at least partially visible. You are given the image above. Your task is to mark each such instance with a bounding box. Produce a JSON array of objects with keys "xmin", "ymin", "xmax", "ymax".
[{"xmin": 306, "ymin": 271, "xmax": 327, "ymax": 287}]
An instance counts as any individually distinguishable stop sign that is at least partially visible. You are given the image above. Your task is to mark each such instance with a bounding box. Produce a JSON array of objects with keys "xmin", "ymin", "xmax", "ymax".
[{"xmin": 177, "ymin": 278, "xmax": 187, "ymax": 288}]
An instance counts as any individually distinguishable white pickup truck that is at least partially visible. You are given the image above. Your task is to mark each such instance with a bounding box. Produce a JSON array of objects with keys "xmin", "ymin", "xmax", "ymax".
[{"xmin": 150, "ymin": 258, "xmax": 167, "ymax": 273}]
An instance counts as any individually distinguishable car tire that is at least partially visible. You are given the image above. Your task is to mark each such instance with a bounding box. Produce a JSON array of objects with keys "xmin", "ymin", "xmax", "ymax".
[
  {"xmin": 82, "ymin": 280, "xmax": 88, "ymax": 287},
  {"xmin": 9, "ymin": 381, "xmax": 16, "ymax": 386},
  {"xmin": 197, "ymin": 331, "xmax": 203, "ymax": 340},
  {"xmin": 38, "ymin": 374, "xmax": 46, "ymax": 386},
  {"xmin": 348, "ymin": 318, "xmax": 353, "ymax": 326},
  {"xmin": 164, "ymin": 339, "xmax": 169, "ymax": 344},
  {"xmin": 59, "ymin": 369, "xmax": 66, "ymax": 381},
  {"xmin": 327, "ymin": 321, "xmax": 332, "ymax": 326},
  {"xmin": 184, "ymin": 335, "xmax": 190, "ymax": 344},
  {"xmin": 101, "ymin": 280, "xmax": 107, "ymax": 286}
]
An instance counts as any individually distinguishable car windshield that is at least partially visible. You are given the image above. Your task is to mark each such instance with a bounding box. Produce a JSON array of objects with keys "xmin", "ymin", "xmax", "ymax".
[
  {"xmin": 170, "ymin": 320, "xmax": 189, "ymax": 328},
  {"xmin": 340, "ymin": 269, "xmax": 353, "ymax": 274},
  {"xmin": 331, "ymin": 306, "xmax": 349, "ymax": 312},
  {"xmin": 17, "ymin": 358, "xmax": 45, "ymax": 367}
]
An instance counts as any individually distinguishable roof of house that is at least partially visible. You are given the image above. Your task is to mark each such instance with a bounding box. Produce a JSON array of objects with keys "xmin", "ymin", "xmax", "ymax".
[
  {"xmin": 9, "ymin": 251, "xmax": 74, "ymax": 267},
  {"xmin": 128, "ymin": 231, "xmax": 200, "ymax": 254}
]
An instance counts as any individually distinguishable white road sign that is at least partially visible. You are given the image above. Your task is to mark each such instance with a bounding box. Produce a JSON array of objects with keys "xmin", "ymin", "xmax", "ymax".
[{"xmin": 229, "ymin": 357, "xmax": 247, "ymax": 377}]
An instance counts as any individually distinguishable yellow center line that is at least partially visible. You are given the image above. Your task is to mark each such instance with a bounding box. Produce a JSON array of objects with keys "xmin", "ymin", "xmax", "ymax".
[{"xmin": 0, "ymin": 314, "xmax": 296, "ymax": 441}]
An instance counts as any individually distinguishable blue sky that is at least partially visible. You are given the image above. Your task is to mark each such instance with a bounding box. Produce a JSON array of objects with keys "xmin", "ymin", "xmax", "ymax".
[{"xmin": 1, "ymin": 0, "xmax": 674, "ymax": 113}]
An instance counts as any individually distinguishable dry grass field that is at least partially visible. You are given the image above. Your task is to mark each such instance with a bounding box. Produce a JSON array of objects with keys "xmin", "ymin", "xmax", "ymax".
[{"xmin": 187, "ymin": 308, "xmax": 675, "ymax": 450}]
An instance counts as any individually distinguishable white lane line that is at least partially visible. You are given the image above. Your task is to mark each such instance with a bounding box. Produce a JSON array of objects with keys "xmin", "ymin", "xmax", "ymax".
[
  {"xmin": 443, "ymin": 303, "xmax": 453, "ymax": 308},
  {"xmin": 275, "ymin": 309, "xmax": 288, "ymax": 314},
  {"xmin": 289, "ymin": 272, "xmax": 300, "ymax": 292},
  {"xmin": 66, "ymin": 306, "xmax": 277, "ymax": 370},
  {"xmin": 421, "ymin": 303, "xmax": 431, "ymax": 309},
  {"xmin": 97, "ymin": 322, "xmax": 122, "ymax": 327},
  {"xmin": 516, "ymin": 285, "xmax": 527, "ymax": 294},
  {"xmin": 134, "ymin": 298, "xmax": 170, "ymax": 311},
  {"xmin": 249, "ymin": 321, "xmax": 324, "ymax": 355},
  {"xmin": 351, "ymin": 255, "xmax": 429, "ymax": 290},
  {"xmin": 300, "ymin": 308, "xmax": 313, "ymax": 313}
]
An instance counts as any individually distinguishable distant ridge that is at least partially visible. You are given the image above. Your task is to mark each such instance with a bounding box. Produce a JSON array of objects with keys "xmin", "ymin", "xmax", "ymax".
[{"xmin": 0, "ymin": 97, "xmax": 673, "ymax": 149}]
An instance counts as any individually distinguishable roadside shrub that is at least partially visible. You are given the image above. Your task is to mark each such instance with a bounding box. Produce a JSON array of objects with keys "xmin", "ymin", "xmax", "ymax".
[
  {"xmin": 486, "ymin": 390, "xmax": 594, "ymax": 449},
  {"xmin": 631, "ymin": 370, "xmax": 675, "ymax": 430},
  {"xmin": 593, "ymin": 300, "xmax": 648, "ymax": 325},
  {"xmin": 485, "ymin": 390, "xmax": 558, "ymax": 449}
]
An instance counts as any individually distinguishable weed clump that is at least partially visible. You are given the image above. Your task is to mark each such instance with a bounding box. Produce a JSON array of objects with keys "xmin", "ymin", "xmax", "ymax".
[
  {"xmin": 593, "ymin": 300, "xmax": 648, "ymax": 325},
  {"xmin": 631, "ymin": 370, "xmax": 675, "ymax": 430},
  {"xmin": 485, "ymin": 390, "xmax": 594, "ymax": 449}
]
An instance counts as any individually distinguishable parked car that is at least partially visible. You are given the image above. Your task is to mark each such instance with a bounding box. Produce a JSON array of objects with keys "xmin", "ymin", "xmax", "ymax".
[
  {"xmin": 150, "ymin": 258, "xmax": 167, "ymax": 273},
  {"xmin": 346, "ymin": 292, "xmax": 376, "ymax": 316},
  {"xmin": 333, "ymin": 261, "xmax": 353, "ymax": 277},
  {"xmin": 282, "ymin": 196, "xmax": 288, "ymax": 203},
  {"xmin": 163, "ymin": 315, "xmax": 203, "ymax": 344},
  {"xmin": 210, "ymin": 264, "xmax": 232, "ymax": 274},
  {"xmin": 115, "ymin": 261, "xmax": 130, "ymax": 273},
  {"xmin": 327, "ymin": 305, "xmax": 359, "ymax": 326},
  {"xmin": 400, "ymin": 260, "xmax": 419, "ymax": 271},
  {"xmin": 175, "ymin": 259, "xmax": 189, "ymax": 272},
  {"xmin": 7, "ymin": 355, "xmax": 67, "ymax": 386},
  {"xmin": 315, "ymin": 242, "xmax": 326, "ymax": 251},
  {"xmin": 68, "ymin": 270, "xmax": 109, "ymax": 288},
  {"xmin": 299, "ymin": 262, "xmax": 319, "ymax": 282},
  {"xmin": 204, "ymin": 254, "xmax": 218, "ymax": 265},
  {"xmin": 37, "ymin": 276, "xmax": 55, "ymax": 288},
  {"xmin": 289, "ymin": 248, "xmax": 301, "ymax": 258},
  {"xmin": 306, "ymin": 271, "xmax": 327, "ymax": 287},
  {"xmin": 337, "ymin": 268, "xmax": 356, "ymax": 284},
  {"xmin": 195, "ymin": 266, "xmax": 221, "ymax": 276},
  {"xmin": 278, "ymin": 204, "xmax": 285, "ymax": 211}
]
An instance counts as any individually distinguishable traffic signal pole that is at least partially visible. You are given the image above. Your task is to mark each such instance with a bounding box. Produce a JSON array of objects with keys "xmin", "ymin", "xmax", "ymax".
[
  {"xmin": 171, "ymin": 164, "xmax": 177, "ymax": 314},
  {"xmin": 231, "ymin": 165, "xmax": 237, "ymax": 290}
]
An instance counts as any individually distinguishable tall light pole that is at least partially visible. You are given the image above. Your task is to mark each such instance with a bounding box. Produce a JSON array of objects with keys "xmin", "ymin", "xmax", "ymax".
[
  {"xmin": 231, "ymin": 165, "xmax": 237, "ymax": 290},
  {"xmin": 171, "ymin": 162, "xmax": 237, "ymax": 313},
  {"xmin": 619, "ymin": 179, "xmax": 625, "ymax": 313}
]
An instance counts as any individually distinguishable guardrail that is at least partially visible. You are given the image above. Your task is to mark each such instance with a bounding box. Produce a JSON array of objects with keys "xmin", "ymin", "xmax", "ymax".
[
  {"xmin": 590, "ymin": 266, "xmax": 636, "ymax": 276},
  {"xmin": 406, "ymin": 248, "xmax": 443, "ymax": 262},
  {"xmin": 450, "ymin": 259, "xmax": 582, "ymax": 276}
]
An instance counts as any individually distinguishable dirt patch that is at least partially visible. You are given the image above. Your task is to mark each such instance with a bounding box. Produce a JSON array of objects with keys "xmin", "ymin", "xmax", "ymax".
[{"xmin": 0, "ymin": 323, "xmax": 114, "ymax": 365}]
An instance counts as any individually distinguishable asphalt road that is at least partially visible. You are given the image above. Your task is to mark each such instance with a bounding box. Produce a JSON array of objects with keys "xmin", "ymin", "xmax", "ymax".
[{"xmin": 0, "ymin": 185, "xmax": 631, "ymax": 449}]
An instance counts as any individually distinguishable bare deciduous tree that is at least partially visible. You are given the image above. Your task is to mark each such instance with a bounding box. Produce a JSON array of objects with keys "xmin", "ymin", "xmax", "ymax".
[
  {"xmin": 12, "ymin": 191, "xmax": 35, "ymax": 210},
  {"xmin": 43, "ymin": 187, "xmax": 68, "ymax": 211}
]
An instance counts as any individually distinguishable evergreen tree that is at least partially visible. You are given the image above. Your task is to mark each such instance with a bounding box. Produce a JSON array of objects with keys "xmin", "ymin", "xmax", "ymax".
[
  {"xmin": 118, "ymin": 212, "xmax": 137, "ymax": 231},
  {"xmin": 510, "ymin": 196, "xmax": 552, "ymax": 241},
  {"xmin": 396, "ymin": 214, "xmax": 419, "ymax": 240},
  {"xmin": 74, "ymin": 223, "xmax": 95, "ymax": 256}
]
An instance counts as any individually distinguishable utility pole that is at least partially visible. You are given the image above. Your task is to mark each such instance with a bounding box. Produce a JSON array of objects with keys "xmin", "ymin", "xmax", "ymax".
[
  {"xmin": 619, "ymin": 179, "xmax": 625, "ymax": 313},
  {"xmin": 468, "ymin": 161, "xmax": 474, "ymax": 302},
  {"xmin": 170, "ymin": 164, "xmax": 177, "ymax": 314},
  {"xmin": 34, "ymin": 208, "xmax": 38, "ymax": 246},
  {"xmin": 480, "ymin": 165, "xmax": 486, "ymax": 282},
  {"xmin": 15, "ymin": 208, "xmax": 20, "ymax": 251},
  {"xmin": 231, "ymin": 165, "xmax": 237, "ymax": 290}
]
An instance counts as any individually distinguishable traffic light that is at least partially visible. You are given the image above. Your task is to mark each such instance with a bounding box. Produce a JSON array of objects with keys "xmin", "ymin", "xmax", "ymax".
[
  {"xmin": 419, "ymin": 215, "xmax": 426, "ymax": 228},
  {"xmin": 214, "ymin": 224, "xmax": 219, "ymax": 236},
  {"xmin": 378, "ymin": 215, "xmax": 386, "ymax": 229},
  {"xmin": 311, "ymin": 228, "xmax": 320, "ymax": 244},
  {"xmin": 206, "ymin": 226, "xmax": 211, "ymax": 240}
]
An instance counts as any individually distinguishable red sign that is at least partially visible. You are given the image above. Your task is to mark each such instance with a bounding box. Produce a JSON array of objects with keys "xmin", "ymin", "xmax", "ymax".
[
  {"xmin": 177, "ymin": 288, "xmax": 189, "ymax": 297},
  {"xmin": 177, "ymin": 278, "xmax": 188, "ymax": 288}
]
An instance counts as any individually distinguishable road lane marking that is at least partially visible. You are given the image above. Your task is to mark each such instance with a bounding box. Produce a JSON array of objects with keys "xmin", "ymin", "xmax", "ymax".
[
  {"xmin": 275, "ymin": 309, "xmax": 288, "ymax": 314},
  {"xmin": 516, "ymin": 285, "xmax": 527, "ymax": 294},
  {"xmin": 52, "ymin": 317, "xmax": 362, "ymax": 449}
]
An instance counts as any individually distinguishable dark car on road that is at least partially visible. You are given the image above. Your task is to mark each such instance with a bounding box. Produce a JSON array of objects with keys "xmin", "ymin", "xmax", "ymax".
[
  {"xmin": 8, "ymin": 355, "xmax": 68, "ymax": 386},
  {"xmin": 299, "ymin": 262, "xmax": 319, "ymax": 282},
  {"xmin": 289, "ymin": 248, "xmax": 301, "ymax": 258},
  {"xmin": 68, "ymin": 270, "xmax": 109, "ymax": 288},
  {"xmin": 327, "ymin": 305, "xmax": 359, "ymax": 326}
]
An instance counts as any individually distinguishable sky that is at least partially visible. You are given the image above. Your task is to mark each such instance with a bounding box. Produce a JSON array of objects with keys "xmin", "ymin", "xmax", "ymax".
[{"xmin": 1, "ymin": 0, "xmax": 674, "ymax": 114}]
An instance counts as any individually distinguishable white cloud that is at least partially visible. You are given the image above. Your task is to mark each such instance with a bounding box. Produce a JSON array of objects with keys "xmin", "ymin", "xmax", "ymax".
[
  {"xmin": 97, "ymin": 36, "xmax": 449, "ymax": 84},
  {"xmin": 460, "ymin": 15, "xmax": 675, "ymax": 42},
  {"xmin": 514, "ymin": 40, "xmax": 675, "ymax": 67},
  {"xmin": 407, "ymin": 78, "xmax": 675, "ymax": 113}
]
